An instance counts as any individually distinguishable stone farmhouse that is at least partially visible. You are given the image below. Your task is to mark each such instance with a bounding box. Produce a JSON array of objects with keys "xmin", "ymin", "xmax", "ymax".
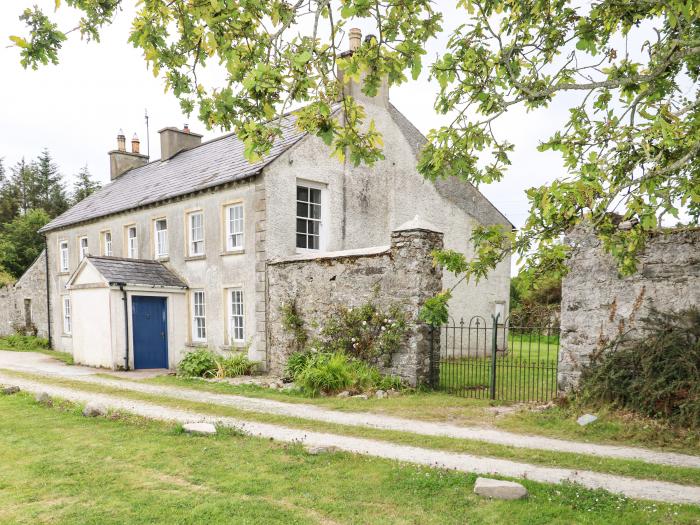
[{"xmin": 24, "ymin": 31, "xmax": 512, "ymax": 378}]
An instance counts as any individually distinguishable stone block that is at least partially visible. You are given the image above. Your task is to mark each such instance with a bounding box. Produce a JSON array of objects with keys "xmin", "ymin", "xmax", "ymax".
[
  {"xmin": 82, "ymin": 402, "xmax": 107, "ymax": 417},
  {"xmin": 183, "ymin": 422, "xmax": 217, "ymax": 435},
  {"xmin": 473, "ymin": 477, "xmax": 528, "ymax": 500},
  {"xmin": 2, "ymin": 385, "xmax": 20, "ymax": 395}
]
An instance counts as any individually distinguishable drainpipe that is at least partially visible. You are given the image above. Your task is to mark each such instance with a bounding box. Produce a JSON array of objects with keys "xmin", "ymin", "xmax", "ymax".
[
  {"xmin": 44, "ymin": 237, "xmax": 52, "ymax": 348},
  {"xmin": 119, "ymin": 283, "xmax": 130, "ymax": 371}
]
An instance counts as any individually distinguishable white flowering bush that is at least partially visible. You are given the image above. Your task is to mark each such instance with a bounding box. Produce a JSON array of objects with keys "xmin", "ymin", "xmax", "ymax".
[{"xmin": 315, "ymin": 303, "xmax": 407, "ymax": 367}]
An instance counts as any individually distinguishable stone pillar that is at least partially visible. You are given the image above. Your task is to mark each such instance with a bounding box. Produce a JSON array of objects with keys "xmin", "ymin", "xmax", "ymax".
[
  {"xmin": 253, "ymin": 176, "xmax": 268, "ymax": 368},
  {"xmin": 388, "ymin": 218, "xmax": 443, "ymax": 385}
]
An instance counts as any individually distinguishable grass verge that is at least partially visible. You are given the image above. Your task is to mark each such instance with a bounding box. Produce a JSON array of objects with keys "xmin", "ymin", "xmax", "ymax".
[
  {"xmin": 1, "ymin": 391, "xmax": 699, "ymax": 524},
  {"xmin": 143, "ymin": 374, "xmax": 700, "ymax": 455},
  {"xmin": 3, "ymin": 369, "xmax": 700, "ymax": 488}
]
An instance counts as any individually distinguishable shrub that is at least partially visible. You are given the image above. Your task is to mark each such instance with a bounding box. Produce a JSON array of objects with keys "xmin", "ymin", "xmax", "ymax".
[
  {"xmin": 317, "ymin": 303, "xmax": 407, "ymax": 366},
  {"xmin": 287, "ymin": 350, "xmax": 405, "ymax": 396},
  {"xmin": 578, "ymin": 308, "xmax": 700, "ymax": 429},
  {"xmin": 177, "ymin": 349, "xmax": 217, "ymax": 377},
  {"xmin": 213, "ymin": 353, "xmax": 258, "ymax": 378},
  {"xmin": 0, "ymin": 334, "xmax": 49, "ymax": 351}
]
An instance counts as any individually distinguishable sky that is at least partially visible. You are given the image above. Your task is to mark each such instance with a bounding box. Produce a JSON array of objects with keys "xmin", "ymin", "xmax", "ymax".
[{"xmin": 0, "ymin": 1, "xmax": 574, "ymax": 242}]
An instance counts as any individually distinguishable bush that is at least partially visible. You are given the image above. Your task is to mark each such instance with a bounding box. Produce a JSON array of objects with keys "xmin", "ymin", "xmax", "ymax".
[
  {"xmin": 0, "ymin": 334, "xmax": 49, "ymax": 351},
  {"xmin": 213, "ymin": 353, "xmax": 258, "ymax": 378},
  {"xmin": 578, "ymin": 308, "xmax": 700, "ymax": 428},
  {"xmin": 177, "ymin": 349, "xmax": 217, "ymax": 377},
  {"xmin": 315, "ymin": 303, "xmax": 407, "ymax": 366},
  {"xmin": 287, "ymin": 350, "xmax": 405, "ymax": 396}
]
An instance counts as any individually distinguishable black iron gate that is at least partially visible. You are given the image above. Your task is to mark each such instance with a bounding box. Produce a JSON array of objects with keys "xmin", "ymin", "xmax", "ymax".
[{"xmin": 429, "ymin": 315, "xmax": 560, "ymax": 402}]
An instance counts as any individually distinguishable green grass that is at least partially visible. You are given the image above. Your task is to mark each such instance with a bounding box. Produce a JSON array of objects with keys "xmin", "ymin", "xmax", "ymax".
[
  {"xmin": 438, "ymin": 332, "xmax": 561, "ymax": 402},
  {"xmin": 0, "ymin": 392, "xmax": 698, "ymax": 524},
  {"xmin": 0, "ymin": 335, "xmax": 73, "ymax": 365},
  {"xmin": 139, "ymin": 374, "xmax": 700, "ymax": 455},
  {"xmin": 4, "ymin": 369, "xmax": 700, "ymax": 488}
]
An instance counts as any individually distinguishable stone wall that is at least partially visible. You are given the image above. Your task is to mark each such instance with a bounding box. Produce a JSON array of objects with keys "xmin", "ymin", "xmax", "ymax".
[
  {"xmin": 558, "ymin": 225, "xmax": 700, "ymax": 391},
  {"xmin": 266, "ymin": 226, "xmax": 443, "ymax": 386},
  {"xmin": 0, "ymin": 250, "xmax": 49, "ymax": 339}
]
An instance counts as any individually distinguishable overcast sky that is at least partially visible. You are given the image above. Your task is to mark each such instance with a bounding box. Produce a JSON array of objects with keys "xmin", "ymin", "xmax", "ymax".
[{"xmin": 0, "ymin": 1, "xmax": 574, "ymax": 238}]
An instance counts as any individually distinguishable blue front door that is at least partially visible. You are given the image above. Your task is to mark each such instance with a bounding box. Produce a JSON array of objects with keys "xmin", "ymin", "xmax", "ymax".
[{"xmin": 132, "ymin": 296, "xmax": 168, "ymax": 369}]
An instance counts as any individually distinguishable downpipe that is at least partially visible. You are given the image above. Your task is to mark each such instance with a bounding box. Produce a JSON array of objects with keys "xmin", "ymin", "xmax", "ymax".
[{"xmin": 119, "ymin": 284, "xmax": 130, "ymax": 371}]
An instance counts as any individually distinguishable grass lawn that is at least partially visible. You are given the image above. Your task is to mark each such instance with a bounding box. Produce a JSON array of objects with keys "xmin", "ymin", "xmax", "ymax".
[
  {"xmin": 0, "ymin": 335, "xmax": 73, "ymax": 365},
  {"xmin": 0, "ymin": 392, "xmax": 698, "ymax": 524},
  {"xmin": 3, "ymin": 369, "xmax": 700, "ymax": 487},
  {"xmin": 438, "ymin": 332, "xmax": 560, "ymax": 402}
]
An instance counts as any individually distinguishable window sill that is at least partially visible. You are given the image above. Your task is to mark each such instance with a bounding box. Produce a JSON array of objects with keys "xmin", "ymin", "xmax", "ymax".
[
  {"xmin": 220, "ymin": 343, "xmax": 246, "ymax": 351},
  {"xmin": 220, "ymin": 249, "xmax": 245, "ymax": 257},
  {"xmin": 185, "ymin": 341, "xmax": 208, "ymax": 348},
  {"xmin": 57, "ymin": 271, "xmax": 70, "ymax": 276},
  {"xmin": 61, "ymin": 333, "xmax": 72, "ymax": 338},
  {"xmin": 184, "ymin": 255, "xmax": 206, "ymax": 262},
  {"xmin": 155, "ymin": 256, "xmax": 170, "ymax": 262}
]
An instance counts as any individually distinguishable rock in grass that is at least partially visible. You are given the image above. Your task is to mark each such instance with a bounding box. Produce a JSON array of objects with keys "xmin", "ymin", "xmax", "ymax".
[
  {"xmin": 375, "ymin": 390, "xmax": 387, "ymax": 399},
  {"xmin": 35, "ymin": 392, "xmax": 52, "ymax": 406},
  {"xmin": 474, "ymin": 477, "xmax": 528, "ymax": 500},
  {"xmin": 351, "ymin": 394, "xmax": 368, "ymax": 400},
  {"xmin": 336, "ymin": 391, "xmax": 350, "ymax": 398},
  {"xmin": 82, "ymin": 402, "xmax": 107, "ymax": 417},
  {"xmin": 2, "ymin": 385, "xmax": 20, "ymax": 395},
  {"xmin": 183, "ymin": 422, "xmax": 217, "ymax": 435},
  {"xmin": 577, "ymin": 413, "xmax": 598, "ymax": 426},
  {"xmin": 305, "ymin": 444, "xmax": 339, "ymax": 455}
]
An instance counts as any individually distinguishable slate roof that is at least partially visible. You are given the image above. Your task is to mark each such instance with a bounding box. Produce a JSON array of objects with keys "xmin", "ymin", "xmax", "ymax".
[
  {"xmin": 87, "ymin": 256, "xmax": 187, "ymax": 288},
  {"xmin": 39, "ymin": 112, "xmax": 309, "ymax": 233}
]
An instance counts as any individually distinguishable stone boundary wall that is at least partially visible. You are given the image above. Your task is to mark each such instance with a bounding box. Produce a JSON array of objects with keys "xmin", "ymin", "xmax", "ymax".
[
  {"xmin": 0, "ymin": 250, "xmax": 49, "ymax": 339},
  {"xmin": 266, "ymin": 227, "xmax": 443, "ymax": 386},
  {"xmin": 558, "ymin": 225, "xmax": 700, "ymax": 391}
]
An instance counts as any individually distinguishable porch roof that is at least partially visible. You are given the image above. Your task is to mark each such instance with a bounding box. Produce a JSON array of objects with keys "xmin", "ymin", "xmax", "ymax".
[{"xmin": 87, "ymin": 256, "xmax": 187, "ymax": 289}]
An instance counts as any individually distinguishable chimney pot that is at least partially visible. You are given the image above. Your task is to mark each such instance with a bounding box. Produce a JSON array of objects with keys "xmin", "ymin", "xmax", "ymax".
[
  {"xmin": 117, "ymin": 129, "xmax": 126, "ymax": 152},
  {"xmin": 183, "ymin": 123, "xmax": 190, "ymax": 134},
  {"xmin": 349, "ymin": 28, "xmax": 362, "ymax": 52},
  {"xmin": 131, "ymin": 133, "xmax": 140, "ymax": 154}
]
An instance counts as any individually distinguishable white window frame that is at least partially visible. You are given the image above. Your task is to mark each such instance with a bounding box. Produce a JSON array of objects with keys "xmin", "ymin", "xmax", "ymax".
[
  {"xmin": 154, "ymin": 218, "xmax": 168, "ymax": 258},
  {"xmin": 102, "ymin": 231, "xmax": 112, "ymax": 257},
  {"xmin": 62, "ymin": 296, "xmax": 72, "ymax": 335},
  {"xmin": 295, "ymin": 182, "xmax": 325, "ymax": 252},
  {"xmin": 78, "ymin": 236, "xmax": 89, "ymax": 260},
  {"xmin": 228, "ymin": 289, "xmax": 244, "ymax": 343},
  {"xmin": 225, "ymin": 204, "xmax": 244, "ymax": 252},
  {"xmin": 188, "ymin": 211, "xmax": 205, "ymax": 256},
  {"xmin": 59, "ymin": 241, "xmax": 69, "ymax": 272},
  {"xmin": 191, "ymin": 290, "xmax": 207, "ymax": 343},
  {"xmin": 127, "ymin": 226, "xmax": 138, "ymax": 258}
]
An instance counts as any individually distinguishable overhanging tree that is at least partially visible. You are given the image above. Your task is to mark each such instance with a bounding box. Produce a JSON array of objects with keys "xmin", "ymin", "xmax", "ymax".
[
  {"xmin": 9, "ymin": 1, "xmax": 699, "ymax": 322},
  {"xmin": 72, "ymin": 165, "xmax": 101, "ymax": 204}
]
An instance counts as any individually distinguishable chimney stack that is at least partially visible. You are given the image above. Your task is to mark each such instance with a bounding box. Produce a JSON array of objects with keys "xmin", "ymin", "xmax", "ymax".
[
  {"xmin": 109, "ymin": 130, "xmax": 149, "ymax": 180},
  {"xmin": 131, "ymin": 133, "xmax": 141, "ymax": 154},
  {"xmin": 158, "ymin": 125, "xmax": 202, "ymax": 160},
  {"xmin": 338, "ymin": 28, "xmax": 389, "ymax": 107}
]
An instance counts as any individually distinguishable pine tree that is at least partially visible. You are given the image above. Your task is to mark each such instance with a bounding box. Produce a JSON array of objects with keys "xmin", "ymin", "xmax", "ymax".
[
  {"xmin": 33, "ymin": 148, "xmax": 68, "ymax": 217},
  {"xmin": 72, "ymin": 165, "xmax": 101, "ymax": 204},
  {"xmin": 0, "ymin": 158, "xmax": 16, "ymax": 226},
  {"xmin": 7, "ymin": 158, "xmax": 34, "ymax": 216}
]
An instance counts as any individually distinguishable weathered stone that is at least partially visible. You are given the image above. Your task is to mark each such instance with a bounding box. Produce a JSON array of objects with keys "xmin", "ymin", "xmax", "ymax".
[
  {"xmin": 375, "ymin": 389, "xmax": 387, "ymax": 399},
  {"xmin": 352, "ymin": 394, "xmax": 369, "ymax": 400},
  {"xmin": 336, "ymin": 391, "xmax": 350, "ymax": 398},
  {"xmin": 35, "ymin": 391, "xmax": 52, "ymax": 405},
  {"xmin": 183, "ymin": 422, "xmax": 217, "ymax": 435},
  {"xmin": 558, "ymin": 225, "xmax": 700, "ymax": 392},
  {"xmin": 2, "ymin": 385, "xmax": 20, "ymax": 395},
  {"xmin": 82, "ymin": 402, "xmax": 107, "ymax": 417},
  {"xmin": 0, "ymin": 250, "xmax": 48, "ymax": 338},
  {"xmin": 267, "ymin": 228, "xmax": 444, "ymax": 386},
  {"xmin": 305, "ymin": 444, "xmax": 339, "ymax": 455},
  {"xmin": 577, "ymin": 413, "xmax": 598, "ymax": 426},
  {"xmin": 473, "ymin": 477, "xmax": 528, "ymax": 500}
]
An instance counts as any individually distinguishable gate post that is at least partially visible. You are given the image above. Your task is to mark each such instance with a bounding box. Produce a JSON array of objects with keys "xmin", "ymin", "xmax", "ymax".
[{"xmin": 489, "ymin": 313, "xmax": 500, "ymax": 400}]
